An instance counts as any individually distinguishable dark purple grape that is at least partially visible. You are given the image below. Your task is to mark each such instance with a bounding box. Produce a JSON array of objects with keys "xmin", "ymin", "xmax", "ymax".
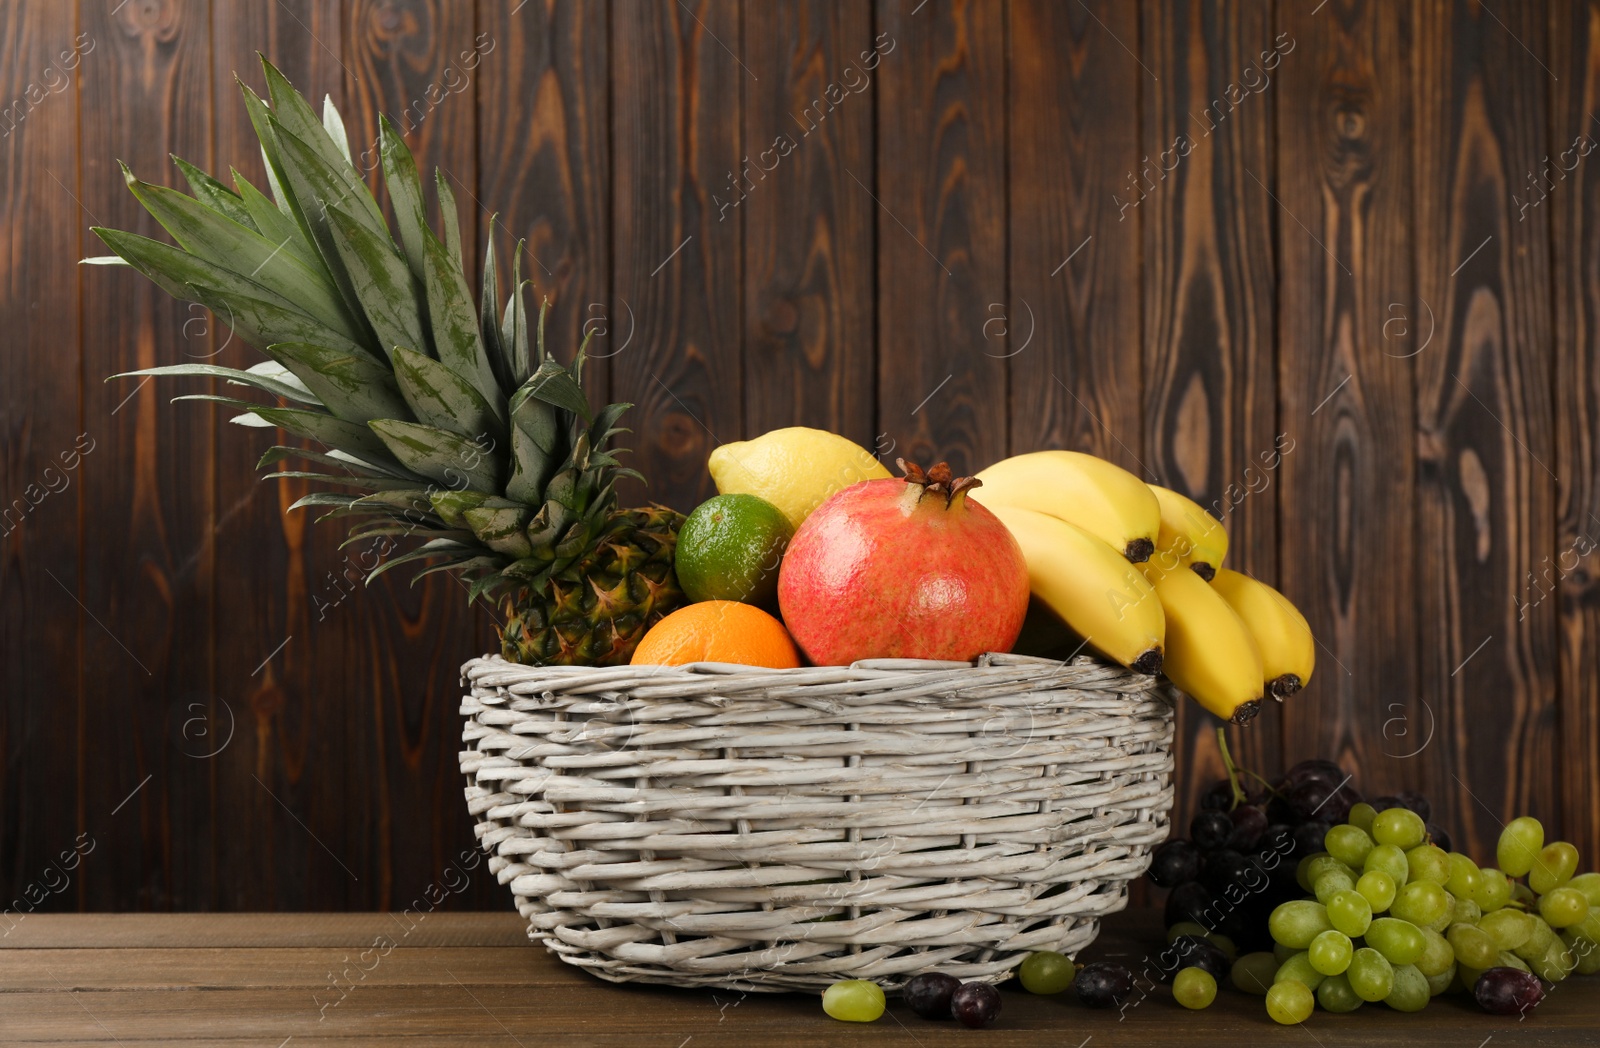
[
  {"xmin": 1202, "ymin": 849, "xmax": 1249, "ymax": 896},
  {"xmin": 1200, "ymin": 778, "xmax": 1236, "ymax": 811},
  {"xmin": 1168, "ymin": 935, "xmax": 1229, "ymax": 982},
  {"xmin": 903, "ymin": 972, "xmax": 960, "ymax": 1020},
  {"xmin": 1426, "ymin": 822, "xmax": 1453, "ymax": 852},
  {"xmin": 1370, "ymin": 795, "xmax": 1401, "ymax": 814},
  {"xmin": 1148, "ymin": 839, "xmax": 1202, "ymax": 888},
  {"xmin": 950, "ymin": 982, "xmax": 1002, "ymax": 1028},
  {"xmin": 1259, "ymin": 822, "xmax": 1294, "ymax": 857},
  {"xmin": 1291, "ymin": 820, "xmax": 1330, "ymax": 857},
  {"xmin": 1279, "ymin": 759, "xmax": 1345, "ymax": 793},
  {"xmin": 1075, "ymin": 962, "xmax": 1135, "ymax": 1008},
  {"xmin": 1227, "ymin": 805, "xmax": 1268, "ymax": 851},
  {"xmin": 1190, "ymin": 810, "xmax": 1233, "ymax": 851},
  {"xmin": 1395, "ymin": 790, "xmax": 1432, "ymax": 821},
  {"xmin": 1164, "ymin": 881, "xmax": 1213, "ymax": 929},
  {"xmin": 1473, "ymin": 967, "xmax": 1545, "ymax": 1016}
]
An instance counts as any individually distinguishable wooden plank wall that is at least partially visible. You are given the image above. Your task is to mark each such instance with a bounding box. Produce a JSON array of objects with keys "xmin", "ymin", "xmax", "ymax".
[{"xmin": 1, "ymin": 0, "xmax": 1595, "ymax": 911}]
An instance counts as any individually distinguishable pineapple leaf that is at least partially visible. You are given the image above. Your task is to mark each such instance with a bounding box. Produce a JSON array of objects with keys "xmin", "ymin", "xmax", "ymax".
[
  {"xmin": 422, "ymin": 227, "xmax": 500, "ymax": 410},
  {"xmin": 92, "ymin": 226, "xmax": 314, "ymax": 329},
  {"xmin": 184, "ymin": 279, "xmax": 372, "ymax": 362},
  {"xmin": 171, "ymin": 155, "xmax": 256, "ymax": 231},
  {"xmin": 232, "ymin": 170, "xmax": 318, "ymax": 266},
  {"xmin": 391, "ymin": 345, "xmax": 502, "ymax": 440},
  {"xmin": 323, "ymin": 203, "xmax": 428, "ymax": 363},
  {"xmin": 479, "ymin": 225, "xmax": 511, "ymax": 393},
  {"xmin": 364, "ymin": 540, "xmax": 482, "ymax": 585},
  {"xmin": 522, "ymin": 357, "xmax": 593, "ymax": 423},
  {"xmin": 415, "ymin": 555, "xmax": 503, "ymax": 589},
  {"xmin": 352, "ymin": 488, "xmax": 438, "ymax": 515},
  {"xmin": 269, "ymin": 471, "xmax": 418, "ymax": 492},
  {"xmin": 463, "ymin": 504, "xmax": 535, "ymax": 559},
  {"xmin": 111, "ymin": 363, "xmax": 319, "ymax": 405},
  {"xmin": 368, "ymin": 418, "xmax": 501, "ymax": 492},
  {"xmin": 258, "ymin": 445, "xmax": 405, "ymax": 478},
  {"xmin": 429, "ymin": 489, "xmax": 490, "ymax": 528},
  {"xmin": 121, "ymin": 164, "xmax": 359, "ymax": 341},
  {"xmin": 434, "ymin": 169, "xmax": 464, "ymax": 274},
  {"xmin": 504, "ymin": 384, "xmax": 559, "ymax": 504},
  {"xmin": 287, "ymin": 492, "xmax": 363, "ymax": 511},
  {"xmin": 322, "ymin": 96, "xmax": 352, "ymax": 164},
  {"xmin": 247, "ymin": 403, "xmax": 402, "ymax": 467},
  {"xmin": 260, "ymin": 58, "xmax": 386, "ymax": 236},
  {"xmin": 501, "ymin": 249, "xmax": 530, "ymax": 384},
  {"xmin": 239, "ymin": 80, "xmax": 312, "ymax": 235},
  {"xmin": 265, "ymin": 342, "xmax": 411, "ymax": 424},
  {"xmin": 376, "ymin": 116, "xmax": 429, "ymax": 283}
]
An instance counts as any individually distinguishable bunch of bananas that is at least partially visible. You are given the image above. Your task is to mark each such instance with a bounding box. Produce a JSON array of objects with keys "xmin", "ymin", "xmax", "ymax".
[{"xmin": 972, "ymin": 451, "xmax": 1314, "ymax": 725}]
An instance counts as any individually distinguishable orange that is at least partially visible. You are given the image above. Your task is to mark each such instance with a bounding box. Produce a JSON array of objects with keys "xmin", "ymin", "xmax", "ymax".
[{"xmin": 630, "ymin": 600, "xmax": 801, "ymax": 668}]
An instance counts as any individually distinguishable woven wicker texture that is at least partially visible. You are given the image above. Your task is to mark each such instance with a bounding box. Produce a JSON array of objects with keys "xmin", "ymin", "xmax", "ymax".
[{"xmin": 460, "ymin": 652, "xmax": 1176, "ymax": 992}]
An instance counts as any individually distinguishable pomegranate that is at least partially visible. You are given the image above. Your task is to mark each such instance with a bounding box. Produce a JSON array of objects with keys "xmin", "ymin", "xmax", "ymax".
[{"xmin": 777, "ymin": 459, "xmax": 1030, "ymax": 665}]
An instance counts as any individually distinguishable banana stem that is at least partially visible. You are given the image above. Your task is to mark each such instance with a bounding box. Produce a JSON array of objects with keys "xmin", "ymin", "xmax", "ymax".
[{"xmin": 1216, "ymin": 726, "xmax": 1248, "ymax": 811}]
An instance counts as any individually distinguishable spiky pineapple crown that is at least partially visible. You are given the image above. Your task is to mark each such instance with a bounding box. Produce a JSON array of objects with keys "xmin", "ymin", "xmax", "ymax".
[{"xmin": 87, "ymin": 57, "xmax": 640, "ymax": 606}]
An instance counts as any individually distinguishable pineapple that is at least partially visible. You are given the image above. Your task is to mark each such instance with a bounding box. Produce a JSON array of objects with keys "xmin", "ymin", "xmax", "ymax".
[{"xmin": 88, "ymin": 59, "xmax": 683, "ymax": 665}]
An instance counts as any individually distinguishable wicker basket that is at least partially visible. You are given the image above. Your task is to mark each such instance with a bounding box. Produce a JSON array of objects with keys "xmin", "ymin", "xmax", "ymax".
[{"xmin": 459, "ymin": 652, "xmax": 1176, "ymax": 992}]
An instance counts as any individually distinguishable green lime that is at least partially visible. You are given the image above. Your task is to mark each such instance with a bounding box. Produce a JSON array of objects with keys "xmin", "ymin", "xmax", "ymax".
[{"xmin": 675, "ymin": 493, "xmax": 794, "ymax": 608}]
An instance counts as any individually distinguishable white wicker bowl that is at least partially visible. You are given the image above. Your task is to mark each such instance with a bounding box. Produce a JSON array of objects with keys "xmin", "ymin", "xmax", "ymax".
[{"xmin": 460, "ymin": 652, "xmax": 1176, "ymax": 992}]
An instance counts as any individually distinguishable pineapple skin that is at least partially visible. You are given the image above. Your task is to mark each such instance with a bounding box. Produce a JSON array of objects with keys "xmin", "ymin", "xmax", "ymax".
[{"xmin": 500, "ymin": 505, "xmax": 686, "ymax": 665}]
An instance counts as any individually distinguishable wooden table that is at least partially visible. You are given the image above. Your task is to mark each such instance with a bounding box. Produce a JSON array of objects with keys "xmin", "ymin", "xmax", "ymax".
[{"xmin": 3, "ymin": 908, "xmax": 1597, "ymax": 1046}]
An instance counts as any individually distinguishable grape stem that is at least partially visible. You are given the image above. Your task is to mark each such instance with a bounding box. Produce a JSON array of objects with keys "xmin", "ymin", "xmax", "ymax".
[{"xmin": 1215, "ymin": 726, "xmax": 1248, "ymax": 811}]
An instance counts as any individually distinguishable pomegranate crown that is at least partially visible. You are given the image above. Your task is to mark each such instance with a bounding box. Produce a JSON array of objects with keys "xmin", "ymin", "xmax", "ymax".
[{"xmin": 895, "ymin": 458, "xmax": 981, "ymax": 508}]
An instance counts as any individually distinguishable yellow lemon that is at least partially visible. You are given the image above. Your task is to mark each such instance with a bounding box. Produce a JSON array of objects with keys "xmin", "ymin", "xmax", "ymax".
[{"xmin": 708, "ymin": 427, "xmax": 890, "ymax": 531}]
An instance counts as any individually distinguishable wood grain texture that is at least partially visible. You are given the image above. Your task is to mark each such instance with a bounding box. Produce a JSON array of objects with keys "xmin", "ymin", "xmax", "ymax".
[
  {"xmin": 610, "ymin": 0, "xmax": 745, "ymax": 512},
  {"xmin": 1008, "ymin": 0, "xmax": 1145, "ymax": 471},
  {"xmin": 208, "ymin": 0, "xmax": 357, "ymax": 915},
  {"xmin": 741, "ymin": 0, "xmax": 876, "ymax": 449},
  {"xmin": 874, "ymin": 0, "xmax": 1008, "ymax": 477},
  {"xmin": 0, "ymin": 3, "xmax": 85, "ymax": 915},
  {"xmin": 476, "ymin": 0, "xmax": 610, "ymax": 399},
  {"xmin": 1141, "ymin": 0, "xmax": 1282, "ymax": 828},
  {"xmin": 1410, "ymin": 0, "xmax": 1558, "ymax": 861},
  {"xmin": 340, "ymin": 0, "xmax": 502, "ymax": 911},
  {"xmin": 75, "ymin": 0, "xmax": 217, "ymax": 910},
  {"xmin": 1550, "ymin": 0, "xmax": 1600, "ymax": 864},
  {"xmin": 1274, "ymin": 4, "xmax": 1421, "ymax": 802},
  {"xmin": 6, "ymin": 911, "xmax": 1600, "ymax": 1045}
]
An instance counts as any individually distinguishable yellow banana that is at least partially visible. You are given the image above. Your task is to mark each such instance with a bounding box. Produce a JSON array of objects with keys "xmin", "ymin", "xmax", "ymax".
[
  {"xmin": 1137, "ymin": 561, "xmax": 1264, "ymax": 724},
  {"xmin": 1148, "ymin": 484, "xmax": 1229, "ymax": 580},
  {"xmin": 1210, "ymin": 568, "xmax": 1315, "ymax": 700},
  {"xmin": 986, "ymin": 504, "xmax": 1164, "ymax": 674},
  {"xmin": 973, "ymin": 450, "xmax": 1161, "ymax": 562}
]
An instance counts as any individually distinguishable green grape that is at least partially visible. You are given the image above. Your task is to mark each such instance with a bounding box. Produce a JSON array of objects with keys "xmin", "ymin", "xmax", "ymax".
[
  {"xmin": 1424, "ymin": 892, "xmax": 1456, "ymax": 934},
  {"xmin": 1425, "ymin": 963, "xmax": 1456, "ymax": 997},
  {"xmin": 1497, "ymin": 816, "xmax": 1545, "ymax": 877},
  {"xmin": 1372, "ymin": 808, "xmax": 1426, "ymax": 850},
  {"xmin": 1303, "ymin": 855, "xmax": 1353, "ymax": 892},
  {"xmin": 1479, "ymin": 907, "xmax": 1536, "ymax": 951},
  {"xmin": 1512, "ymin": 914, "xmax": 1560, "ymax": 963},
  {"xmin": 1405, "ymin": 844, "xmax": 1451, "ymax": 886},
  {"xmin": 1273, "ymin": 951, "xmax": 1326, "ymax": 991},
  {"xmin": 1347, "ymin": 947, "xmax": 1395, "ymax": 1002},
  {"xmin": 1231, "ymin": 951, "xmax": 1280, "ymax": 995},
  {"xmin": 1019, "ymin": 950, "xmax": 1075, "ymax": 994},
  {"xmin": 1529, "ymin": 938, "xmax": 1576, "ymax": 983},
  {"xmin": 1414, "ymin": 926, "xmax": 1455, "ymax": 978},
  {"xmin": 1560, "ymin": 926, "xmax": 1600, "ymax": 975},
  {"xmin": 1316, "ymin": 971, "xmax": 1363, "ymax": 1013},
  {"xmin": 822, "ymin": 979, "xmax": 886, "ymax": 1022},
  {"xmin": 1444, "ymin": 852, "xmax": 1481, "ymax": 900},
  {"xmin": 1456, "ymin": 963, "xmax": 1487, "ymax": 990},
  {"xmin": 1539, "ymin": 886, "xmax": 1590, "ymax": 928},
  {"xmin": 1384, "ymin": 963, "xmax": 1430, "ymax": 1012},
  {"xmin": 1266, "ymin": 980, "xmax": 1315, "ymax": 1025},
  {"xmin": 1173, "ymin": 966, "xmax": 1216, "ymax": 1010},
  {"xmin": 1450, "ymin": 895, "xmax": 1481, "ymax": 925},
  {"xmin": 1566, "ymin": 871, "xmax": 1600, "ymax": 906},
  {"xmin": 1572, "ymin": 906, "xmax": 1600, "ymax": 943},
  {"xmin": 1308, "ymin": 929, "xmax": 1353, "ymax": 976},
  {"xmin": 1269, "ymin": 900, "xmax": 1332, "ymax": 949},
  {"xmin": 1273, "ymin": 941, "xmax": 1298, "ymax": 964},
  {"xmin": 1512, "ymin": 882, "xmax": 1538, "ymax": 908},
  {"xmin": 1314, "ymin": 868, "xmax": 1355, "ymax": 904},
  {"xmin": 1367, "ymin": 917, "xmax": 1426, "ymax": 965},
  {"xmin": 1357, "ymin": 870, "xmax": 1397, "ymax": 912},
  {"xmin": 1166, "ymin": 921, "xmax": 1210, "ymax": 944},
  {"xmin": 1531, "ymin": 842, "xmax": 1580, "ymax": 895},
  {"xmin": 1295, "ymin": 852, "xmax": 1327, "ymax": 893},
  {"xmin": 1496, "ymin": 950, "xmax": 1533, "ymax": 973},
  {"xmin": 1472, "ymin": 866, "xmax": 1512, "ymax": 911},
  {"xmin": 1206, "ymin": 932, "xmax": 1237, "ymax": 961},
  {"xmin": 1446, "ymin": 922, "xmax": 1499, "ymax": 969},
  {"xmin": 1325, "ymin": 824, "xmax": 1375, "ymax": 868},
  {"xmin": 1363, "ymin": 844, "xmax": 1410, "ymax": 885},
  {"xmin": 1348, "ymin": 801, "xmax": 1378, "ymax": 834},
  {"xmin": 1327, "ymin": 888, "xmax": 1374, "ymax": 937},
  {"xmin": 1390, "ymin": 881, "xmax": 1450, "ymax": 927}
]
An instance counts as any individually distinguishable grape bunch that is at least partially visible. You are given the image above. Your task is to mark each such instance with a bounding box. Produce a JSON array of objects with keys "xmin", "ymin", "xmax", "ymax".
[{"xmin": 1142, "ymin": 737, "xmax": 1600, "ymax": 1025}]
